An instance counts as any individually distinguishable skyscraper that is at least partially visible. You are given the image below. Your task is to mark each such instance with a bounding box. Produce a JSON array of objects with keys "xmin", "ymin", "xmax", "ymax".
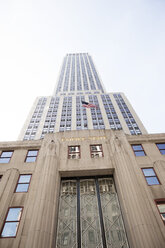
[
  {"xmin": 0, "ymin": 53, "xmax": 165, "ymax": 248},
  {"xmin": 18, "ymin": 53, "xmax": 147, "ymax": 140}
]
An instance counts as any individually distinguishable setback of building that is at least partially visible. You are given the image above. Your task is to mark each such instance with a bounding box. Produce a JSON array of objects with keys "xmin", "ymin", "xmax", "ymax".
[{"xmin": 18, "ymin": 53, "xmax": 147, "ymax": 141}]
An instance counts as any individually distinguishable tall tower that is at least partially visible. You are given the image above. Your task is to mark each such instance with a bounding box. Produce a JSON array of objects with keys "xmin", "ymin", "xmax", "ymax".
[{"xmin": 18, "ymin": 53, "xmax": 147, "ymax": 140}]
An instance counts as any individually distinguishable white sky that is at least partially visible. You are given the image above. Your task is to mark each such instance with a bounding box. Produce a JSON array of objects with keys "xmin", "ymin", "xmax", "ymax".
[{"xmin": 0, "ymin": 0, "xmax": 165, "ymax": 141}]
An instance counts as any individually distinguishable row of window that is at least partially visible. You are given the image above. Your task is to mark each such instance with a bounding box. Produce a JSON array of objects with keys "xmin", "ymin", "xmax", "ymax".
[
  {"xmin": 0, "ymin": 150, "xmax": 38, "ymax": 164},
  {"xmin": 56, "ymin": 57, "xmax": 67, "ymax": 94},
  {"xmin": 68, "ymin": 145, "xmax": 162, "ymax": 186},
  {"xmin": 24, "ymin": 98, "xmax": 47, "ymax": 140},
  {"xmin": 68, "ymin": 145, "xmax": 103, "ymax": 159},
  {"xmin": 0, "ymin": 197, "xmax": 164, "ymax": 238},
  {"xmin": 0, "ymin": 173, "xmax": 32, "ymax": 237},
  {"xmin": 132, "ymin": 143, "xmax": 165, "ymax": 156},
  {"xmin": 113, "ymin": 94, "xmax": 142, "ymax": 135},
  {"xmin": 0, "ymin": 143, "xmax": 164, "ymax": 164},
  {"xmin": 56, "ymin": 53, "xmax": 104, "ymax": 93},
  {"xmin": 89, "ymin": 95, "xmax": 105, "ymax": 130},
  {"xmin": 76, "ymin": 96, "xmax": 88, "ymax": 130},
  {"xmin": 68, "ymin": 143, "xmax": 165, "ymax": 160},
  {"xmin": 101, "ymin": 95, "xmax": 122, "ymax": 130}
]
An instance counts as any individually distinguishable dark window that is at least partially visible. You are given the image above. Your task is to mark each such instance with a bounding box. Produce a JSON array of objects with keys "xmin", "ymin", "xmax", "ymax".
[
  {"xmin": 0, "ymin": 175, "xmax": 2, "ymax": 181},
  {"xmin": 68, "ymin": 146, "xmax": 80, "ymax": 159},
  {"xmin": 0, "ymin": 207, "xmax": 23, "ymax": 237},
  {"xmin": 142, "ymin": 168, "xmax": 160, "ymax": 185},
  {"xmin": 25, "ymin": 150, "xmax": 38, "ymax": 162},
  {"xmin": 131, "ymin": 145, "xmax": 145, "ymax": 156},
  {"xmin": 90, "ymin": 145, "xmax": 103, "ymax": 158},
  {"xmin": 156, "ymin": 143, "xmax": 165, "ymax": 155},
  {"xmin": 15, "ymin": 175, "xmax": 32, "ymax": 192},
  {"xmin": 0, "ymin": 151, "xmax": 13, "ymax": 163},
  {"xmin": 155, "ymin": 200, "xmax": 165, "ymax": 224}
]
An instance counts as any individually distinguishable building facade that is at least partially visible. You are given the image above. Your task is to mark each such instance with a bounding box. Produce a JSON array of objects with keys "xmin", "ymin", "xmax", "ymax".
[
  {"xmin": 18, "ymin": 54, "xmax": 147, "ymax": 141},
  {"xmin": 0, "ymin": 130, "xmax": 165, "ymax": 247},
  {"xmin": 2, "ymin": 53, "xmax": 164, "ymax": 247}
]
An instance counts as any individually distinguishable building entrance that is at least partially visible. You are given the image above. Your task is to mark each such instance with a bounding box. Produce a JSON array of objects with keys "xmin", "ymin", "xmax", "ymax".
[{"xmin": 56, "ymin": 177, "xmax": 129, "ymax": 248}]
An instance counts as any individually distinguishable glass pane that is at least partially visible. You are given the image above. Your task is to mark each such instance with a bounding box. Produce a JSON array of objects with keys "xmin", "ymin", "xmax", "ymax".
[
  {"xmin": 98, "ymin": 178, "xmax": 129, "ymax": 248},
  {"xmin": 26, "ymin": 157, "xmax": 36, "ymax": 163},
  {"xmin": 62, "ymin": 232, "xmax": 70, "ymax": 245},
  {"xmin": 27, "ymin": 150, "xmax": 38, "ymax": 156},
  {"xmin": 0, "ymin": 158, "xmax": 10, "ymax": 163},
  {"xmin": 160, "ymin": 150, "xmax": 165, "ymax": 155},
  {"xmin": 88, "ymin": 230, "xmax": 95, "ymax": 244},
  {"xmin": 157, "ymin": 143, "xmax": 165, "ymax": 149},
  {"xmin": 80, "ymin": 179, "xmax": 103, "ymax": 248},
  {"xmin": 1, "ymin": 151, "xmax": 13, "ymax": 158},
  {"xmin": 134, "ymin": 151, "xmax": 145, "ymax": 156},
  {"xmin": 6, "ymin": 208, "xmax": 22, "ymax": 221},
  {"xmin": 69, "ymin": 146, "xmax": 78, "ymax": 152},
  {"xmin": 161, "ymin": 213, "xmax": 165, "ymax": 222},
  {"xmin": 69, "ymin": 153, "xmax": 80, "ymax": 159},
  {"xmin": 91, "ymin": 145, "xmax": 102, "ymax": 152},
  {"xmin": 157, "ymin": 204, "xmax": 165, "ymax": 213},
  {"xmin": 1, "ymin": 222, "xmax": 19, "ymax": 237},
  {"xmin": 16, "ymin": 184, "xmax": 29, "ymax": 192},
  {"xmin": 142, "ymin": 168, "xmax": 155, "ymax": 177},
  {"xmin": 19, "ymin": 175, "xmax": 31, "ymax": 183},
  {"xmin": 56, "ymin": 180, "xmax": 77, "ymax": 248},
  {"xmin": 146, "ymin": 177, "xmax": 159, "ymax": 185},
  {"xmin": 132, "ymin": 145, "xmax": 143, "ymax": 151},
  {"xmin": 91, "ymin": 152, "xmax": 103, "ymax": 158},
  {"xmin": 91, "ymin": 145, "xmax": 97, "ymax": 151}
]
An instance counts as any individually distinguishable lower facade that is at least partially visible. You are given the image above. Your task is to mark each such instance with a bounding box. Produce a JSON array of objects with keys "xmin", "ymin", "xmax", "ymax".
[{"xmin": 0, "ymin": 130, "xmax": 164, "ymax": 247}]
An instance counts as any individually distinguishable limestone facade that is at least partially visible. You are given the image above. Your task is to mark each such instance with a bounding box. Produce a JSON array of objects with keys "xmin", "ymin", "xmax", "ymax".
[{"xmin": 0, "ymin": 130, "xmax": 165, "ymax": 247}]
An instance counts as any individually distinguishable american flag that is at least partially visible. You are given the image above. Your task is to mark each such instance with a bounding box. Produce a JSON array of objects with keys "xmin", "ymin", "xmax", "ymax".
[{"xmin": 81, "ymin": 101, "xmax": 97, "ymax": 108}]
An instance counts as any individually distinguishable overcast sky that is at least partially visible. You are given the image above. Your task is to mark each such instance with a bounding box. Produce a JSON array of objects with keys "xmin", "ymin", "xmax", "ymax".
[{"xmin": 0, "ymin": 0, "xmax": 164, "ymax": 141}]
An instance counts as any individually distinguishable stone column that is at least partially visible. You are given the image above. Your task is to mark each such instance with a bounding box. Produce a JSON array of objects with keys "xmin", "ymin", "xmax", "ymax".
[
  {"xmin": 109, "ymin": 132, "xmax": 165, "ymax": 248},
  {"xmin": 21, "ymin": 138, "xmax": 61, "ymax": 248}
]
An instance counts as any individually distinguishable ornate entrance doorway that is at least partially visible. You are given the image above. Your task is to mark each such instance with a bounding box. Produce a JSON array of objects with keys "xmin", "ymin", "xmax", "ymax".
[{"xmin": 56, "ymin": 177, "xmax": 129, "ymax": 248}]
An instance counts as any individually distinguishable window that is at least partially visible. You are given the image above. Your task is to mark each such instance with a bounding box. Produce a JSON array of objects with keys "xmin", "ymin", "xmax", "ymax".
[
  {"xmin": 25, "ymin": 150, "xmax": 38, "ymax": 162},
  {"xmin": 68, "ymin": 146, "xmax": 80, "ymax": 159},
  {"xmin": 142, "ymin": 168, "xmax": 160, "ymax": 185},
  {"xmin": 15, "ymin": 175, "xmax": 32, "ymax": 192},
  {"xmin": 0, "ymin": 175, "xmax": 2, "ymax": 181},
  {"xmin": 155, "ymin": 200, "xmax": 165, "ymax": 224},
  {"xmin": 0, "ymin": 151, "xmax": 13, "ymax": 163},
  {"xmin": 0, "ymin": 207, "xmax": 23, "ymax": 237},
  {"xmin": 90, "ymin": 145, "xmax": 103, "ymax": 158},
  {"xmin": 156, "ymin": 143, "xmax": 165, "ymax": 155},
  {"xmin": 131, "ymin": 144, "xmax": 145, "ymax": 156}
]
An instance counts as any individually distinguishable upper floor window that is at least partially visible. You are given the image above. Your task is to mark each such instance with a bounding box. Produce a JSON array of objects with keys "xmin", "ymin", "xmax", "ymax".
[
  {"xmin": 0, "ymin": 151, "xmax": 13, "ymax": 163},
  {"xmin": 142, "ymin": 168, "xmax": 160, "ymax": 185},
  {"xmin": 0, "ymin": 207, "xmax": 23, "ymax": 237},
  {"xmin": 68, "ymin": 146, "xmax": 80, "ymax": 159},
  {"xmin": 156, "ymin": 143, "xmax": 165, "ymax": 155},
  {"xmin": 131, "ymin": 144, "xmax": 145, "ymax": 156},
  {"xmin": 15, "ymin": 175, "xmax": 32, "ymax": 192},
  {"xmin": 155, "ymin": 200, "xmax": 165, "ymax": 224},
  {"xmin": 90, "ymin": 145, "xmax": 103, "ymax": 158},
  {"xmin": 25, "ymin": 150, "xmax": 38, "ymax": 162}
]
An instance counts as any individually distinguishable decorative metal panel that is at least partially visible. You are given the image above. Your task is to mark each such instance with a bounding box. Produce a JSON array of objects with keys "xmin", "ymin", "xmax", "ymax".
[
  {"xmin": 56, "ymin": 178, "xmax": 129, "ymax": 248},
  {"xmin": 98, "ymin": 178, "xmax": 129, "ymax": 248},
  {"xmin": 80, "ymin": 179, "xmax": 103, "ymax": 248},
  {"xmin": 56, "ymin": 180, "xmax": 77, "ymax": 248}
]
